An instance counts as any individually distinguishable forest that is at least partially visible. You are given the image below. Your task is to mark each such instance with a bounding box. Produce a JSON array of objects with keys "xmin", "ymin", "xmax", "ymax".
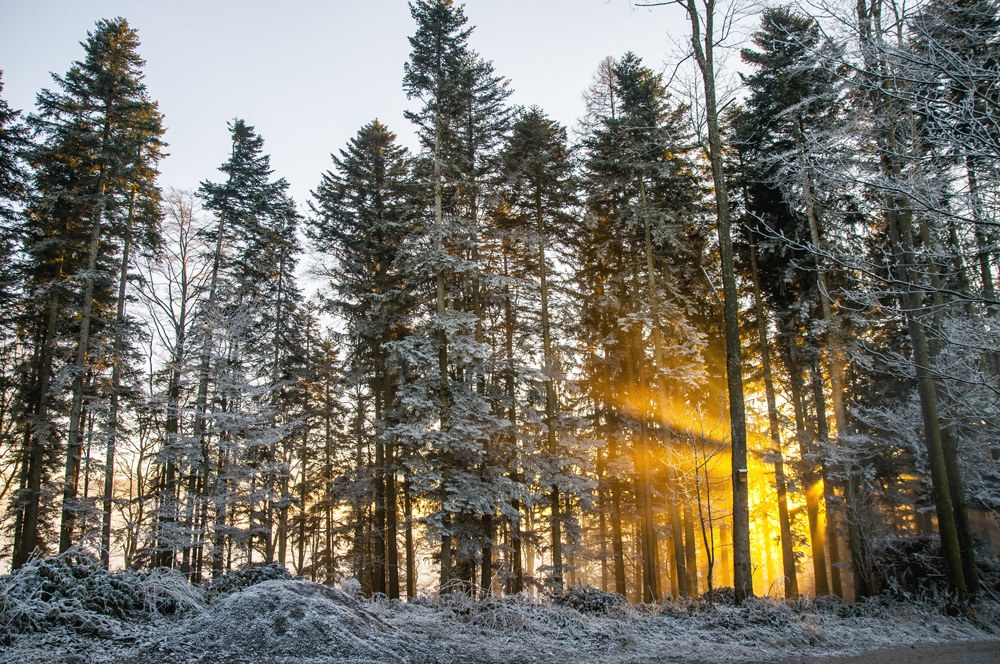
[{"xmin": 1, "ymin": 0, "xmax": 1000, "ymax": 614}]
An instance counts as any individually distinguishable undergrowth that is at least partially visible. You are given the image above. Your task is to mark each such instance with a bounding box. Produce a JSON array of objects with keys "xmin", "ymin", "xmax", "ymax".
[
  {"xmin": 0, "ymin": 551, "xmax": 200, "ymax": 643},
  {"xmin": 2, "ymin": 551, "xmax": 997, "ymax": 661},
  {"xmin": 0, "ymin": 552, "xmax": 292, "ymax": 644}
]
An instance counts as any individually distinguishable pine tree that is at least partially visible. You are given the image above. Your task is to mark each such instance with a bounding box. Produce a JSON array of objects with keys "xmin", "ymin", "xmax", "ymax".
[
  {"xmin": 449, "ymin": 51, "xmax": 516, "ymax": 596},
  {"xmin": 0, "ymin": 72, "xmax": 29, "ymax": 309},
  {"xmin": 188, "ymin": 119, "xmax": 292, "ymax": 572},
  {"xmin": 733, "ymin": 7, "xmax": 845, "ymax": 598},
  {"xmin": 402, "ymin": 0, "xmax": 511, "ymax": 592},
  {"xmin": 310, "ymin": 119, "xmax": 414, "ymax": 598},
  {"xmin": 12, "ymin": 18, "xmax": 164, "ymax": 564},
  {"xmin": 500, "ymin": 108, "xmax": 578, "ymax": 590},
  {"xmin": 578, "ymin": 53, "xmax": 707, "ymax": 600}
]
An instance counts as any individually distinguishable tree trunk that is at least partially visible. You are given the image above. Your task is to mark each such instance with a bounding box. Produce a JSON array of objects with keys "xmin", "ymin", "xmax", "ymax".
[
  {"xmin": 433, "ymin": 102, "xmax": 453, "ymax": 593},
  {"xmin": 748, "ymin": 234, "xmax": 798, "ymax": 597},
  {"xmin": 885, "ymin": 196, "xmax": 968, "ymax": 600},
  {"xmin": 684, "ymin": 498, "xmax": 699, "ymax": 596},
  {"xmin": 195, "ymin": 205, "xmax": 228, "ymax": 570},
  {"xmin": 638, "ymin": 178, "xmax": 663, "ymax": 602},
  {"xmin": 60, "ymin": 173, "xmax": 108, "ymax": 553},
  {"xmin": 810, "ymin": 358, "xmax": 843, "ymax": 597},
  {"xmin": 685, "ymin": 0, "xmax": 752, "ymax": 602},
  {"xmin": 298, "ymin": 424, "xmax": 308, "ymax": 576},
  {"xmin": 15, "ymin": 292, "xmax": 60, "ymax": 568},
  {"xmin": 502, "ymin": 246, "xmax": 524, "ymax": 595},
  {"xmin": 798, "ymin": 123, "xmax": 870, "ymax": 600},
  {"xmin": 538, "ymin": 189, "xmax": 562, "ymax": 590},
  {"xmin": 101, "ymin": 197, "xmax": 133, "ymax": 568},
  {"xmin": 387, "ymin": 438, "xmax": 400, "ymax": 600},
  {"xmin": 610, "ymin": 475, "xmax": 627, "ymax": 596},
  {"xmin": 784, "ymin": 320, "xmax": 829, "ymax": 596},
  {"xmin": 374, "ymin": 386, "xmax": 386, "ymax": 596},
  {"xmin": 668, "ymin": 454, "xmax": 688, "ymax": 598},
  {"xmin": 404, "ymin": 475, "xmax": 416, "ymax": 599}
]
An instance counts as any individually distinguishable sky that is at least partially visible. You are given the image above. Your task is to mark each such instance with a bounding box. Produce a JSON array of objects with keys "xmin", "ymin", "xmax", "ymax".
[{"xmin": 0, "ymin": 0, "xmax": 695, "ymax": 209}]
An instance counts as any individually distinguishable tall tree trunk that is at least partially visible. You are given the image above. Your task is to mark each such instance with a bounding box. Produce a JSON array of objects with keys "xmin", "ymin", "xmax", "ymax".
[
  {"xmin": 668, "ymin": 451, "xmax": 688, "ymax": 598},
  {"xmin": 537, "ymin": 189, "xmax": 562, "ymax": 590},
  {"xmin": 434, "ymin": 98, "xmax": 453, "ymax": 593},
  {"xmin": 783, "ymin": 320, "xmax": 829, "ymax": 596},
  {"xmin": 14, "ymin": 292, "xmax": 60, "ymax": 568},
  {"xmin": 277, "ymin": 470, "xmax": 289, "ymax": 567},
  {"xmin": 797, "ymin": 122, "xmax": 870, "ymax": 599},
  {"xmin": 810, "ymin": 358, "xmax": 843, "ymax": 597},
  {"xmin": 638, "ymin": 178, "xmax": 663, "ymax": 602},
  {"xmin": 264, "ymin": 245, "xmax": 288, "ymax": 567},
  {"xmin": 684, "ymin": 498, "xmax": 699, "ymax": 596},
  {"xmin": 748, "ymin": 234, "xmax": 798, "ymax": 597},
  {"xmin": 211, "ymin": 438, "xmax": 229, "ymax": 578},
  {"xmin": 610, "ymin": 473, "xmax": 627, "ymax": 596},
  {"xmin": 325, "ymin": 376, "xmax": 335, "ymax": 584},
  {"xmin": 685, "ymin": 0, "xmax": 752, "ymax": 602},
  {"xmin": 914, "ymin": 193, "xmax": 980, "ymax": 597},
  {"xmin": 298, "ymin": 424, "xmax": 308, "ymax": 576},
  {"xmin": 102, "ymin": 193, "xmax": 135, "ymax": 568},
  {"xmin": 404, "ymin": 475, "xmax": 416, "ymax": 599},
  {"xmin": 502, "ymin": 246, "xmax": 524, "ymax": 595},
  {"xmin": 598, "ymin": 455, "xmax": 609, "ymax": 594},
  {"xmin": 374, "ymin": 386, "xmax": 386, "ymax": 596},
  {"xmin": 387, "ymin": 434, "xmax": 400, "ymax": 600},
  {"xmin": 193, "ymin": 205, "xmax": 227, "ymax": 570},
  {"xmin": 60, "ymin": 172, "xmax": 108, "ymax": 553},
  {"xmin": 885, "ymin": 196, "xmax": 968, "ymax": 600}
]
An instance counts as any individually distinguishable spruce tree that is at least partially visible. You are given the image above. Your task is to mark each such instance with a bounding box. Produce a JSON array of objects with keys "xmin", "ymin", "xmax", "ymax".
[
  {"xmin": 0, "ymin": 73, "xmax": 32, "ymax": 564},
  {"xmin": 13, "ymin": 18, "xmax": 164, "ymax": 562},
  {"xmin": 500, "ymin": 108, "xmax": 578, "ymax": 590},
  {"xmin": 181, "ymin": 119, "xmax": 292, "ymax": 571},
  {"xmin": 310, "ymin": 119, "xmax": 414, "ymax": 598},
  {"xmin": 402, "ymin": 0, "xmax": 511, "ymax": 592},
  {"xmin": 579, "ymin": 53, "xmax": 707, "ymax": 600},
  {"xmin": 0, "ymin": 72, "xmax": 29, "ymax": 309}
]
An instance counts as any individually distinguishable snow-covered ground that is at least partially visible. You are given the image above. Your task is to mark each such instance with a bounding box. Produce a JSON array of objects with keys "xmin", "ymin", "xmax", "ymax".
[{"xmin": 3, "ymin": 573, "xmax": 999, "ymax": 664}]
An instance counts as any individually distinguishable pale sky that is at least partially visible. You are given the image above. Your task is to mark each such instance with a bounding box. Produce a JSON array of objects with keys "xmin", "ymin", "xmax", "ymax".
[{"xmin": 1, "ymin": 0, "xmax": 694, "ymax": 208}]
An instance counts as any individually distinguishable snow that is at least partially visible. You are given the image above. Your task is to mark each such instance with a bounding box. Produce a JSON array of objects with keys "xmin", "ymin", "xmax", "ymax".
[{"xmin": 3, "ymin": 579, "xmax": 998, "ymax": 663}]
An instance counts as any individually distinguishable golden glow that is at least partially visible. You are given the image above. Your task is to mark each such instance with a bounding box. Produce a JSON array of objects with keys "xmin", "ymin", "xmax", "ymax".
[{"xmin": 595, "ymin": 379, "xmax": 830, "ymax": 598}]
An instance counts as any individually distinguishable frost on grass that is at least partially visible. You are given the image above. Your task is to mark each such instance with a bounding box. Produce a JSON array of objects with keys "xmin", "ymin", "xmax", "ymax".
[
  {"xmin": 2, "ymin": 561, "xmax": 999, "ymax": 664},
  {"xmin": 364, "ymin": 589, "xmax": 999, "ymax": 663},
  {"xmin": 119, "ymin": 580, "xmax": 433, "ymax": 664}
]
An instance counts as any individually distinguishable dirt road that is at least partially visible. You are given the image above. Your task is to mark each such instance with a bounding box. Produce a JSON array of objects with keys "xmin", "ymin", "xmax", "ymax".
[{"xmin": 776, "ymin": 639, "xmax": 1000, "ymax": 664}]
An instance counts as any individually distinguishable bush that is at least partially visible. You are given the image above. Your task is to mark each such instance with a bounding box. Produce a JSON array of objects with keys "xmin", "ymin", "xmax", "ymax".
[
  {"xmin": 869, "ymin": 534, "xmax": 1000, "ymax": 601},
  {"xmin": 205, "ymin": 562, "xmax": 294, "ymax": 599},
  {"xmin": 0, "ymin": 551, "xmax": 200, "ymax": 643},
  {"xmin": 549, "ymin": 583, "xmax": 629, "ymax": 615}
]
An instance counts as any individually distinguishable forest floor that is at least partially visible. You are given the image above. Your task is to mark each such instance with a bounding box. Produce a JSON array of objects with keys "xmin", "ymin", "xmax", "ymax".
[{"xmin": 4, "ymin": 577, "xmax": 1000, "ymax": 664}]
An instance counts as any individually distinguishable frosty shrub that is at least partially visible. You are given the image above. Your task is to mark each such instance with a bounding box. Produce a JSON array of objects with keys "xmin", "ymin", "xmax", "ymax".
[
  {"xmin": 205, "ymin": 562, "xmax": 294, "ymax": 600},
  {"xmin": 870, "ymin": 535, "xmax": 1000, "ymax": 602},
  {"xmin": 549, "ymin": 583, "xmax": 629, "ymax": 616},
  {"xmin": 706, "ymin": 586, "xmax": 736, "ymax": 606},
  {"xmin": 0, "ymin": 551, "xmax": 199, "ymax": 643},
  {"xmin": 335, "ymin": 577, "xmax": 363, "ymax": 599}
]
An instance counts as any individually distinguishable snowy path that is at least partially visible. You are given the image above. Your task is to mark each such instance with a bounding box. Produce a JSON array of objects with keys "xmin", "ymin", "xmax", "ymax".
[{"xmin": 774, "ymin": 639, "xmax": 1000, "ymax": 664}]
